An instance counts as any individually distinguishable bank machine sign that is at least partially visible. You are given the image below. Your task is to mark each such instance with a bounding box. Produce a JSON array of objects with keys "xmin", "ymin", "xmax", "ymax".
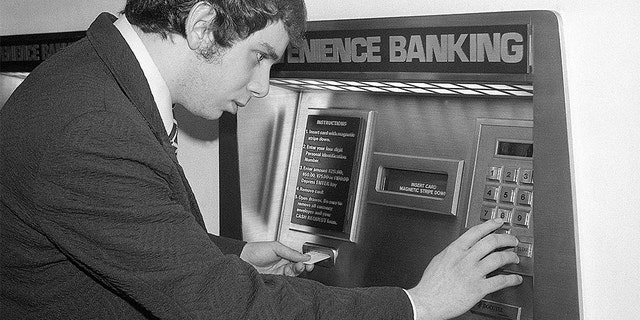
[
  {"xmin": 276, "ymin": 24, "xmax": 530, "ymax": 74},
  {"xmin": 0, "ymin": 32, "xmax": 86, "ymax": 72}
]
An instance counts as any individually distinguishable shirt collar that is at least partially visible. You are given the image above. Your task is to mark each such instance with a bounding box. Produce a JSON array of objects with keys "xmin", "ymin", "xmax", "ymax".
[{"xmin": 114, "ymin": 15, "xmax": 174, "ymax": 136}]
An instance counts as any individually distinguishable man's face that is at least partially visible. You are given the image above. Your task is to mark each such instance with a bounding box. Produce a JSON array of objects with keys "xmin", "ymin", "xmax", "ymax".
[{"xmin": 178, "ymin": 21, "xmax": 289, "ymax": 120}]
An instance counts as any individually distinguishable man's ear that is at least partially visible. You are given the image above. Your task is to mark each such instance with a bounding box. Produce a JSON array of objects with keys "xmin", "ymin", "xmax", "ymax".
[{"xmin": 185, "ymin": 1, "xmax": 216, "ymax": 50}]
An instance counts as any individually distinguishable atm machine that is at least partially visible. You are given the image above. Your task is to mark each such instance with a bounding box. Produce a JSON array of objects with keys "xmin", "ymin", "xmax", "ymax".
[{"xmin": 235, "ymin": 10, "xmax": 580, "ymax": 320}]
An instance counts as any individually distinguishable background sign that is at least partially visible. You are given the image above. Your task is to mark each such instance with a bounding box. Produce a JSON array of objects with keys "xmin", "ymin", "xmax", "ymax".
[
  {"xmin": 274, "ymin": 24, "xmax": 529, "ymax": 74},
  {"xmin": 0, "ymin": 31, "xmax": 85, "ymax": 72}
]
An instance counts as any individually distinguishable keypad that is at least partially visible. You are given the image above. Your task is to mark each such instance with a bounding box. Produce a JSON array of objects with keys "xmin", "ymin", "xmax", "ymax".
[
  {"xmin": 465, "ymin": 121, "xmax": 534, "ymax": 298},
  {"xmin": 480, "ymin": 165, "xmax": 534, "ymax": 274},
  {"xmin": 481, "ymin": 165, "xmax": 533, "ymax": 231},
  {"xmin": 480, "ymin": 165, "xmax": 533, "ymax": 275}
]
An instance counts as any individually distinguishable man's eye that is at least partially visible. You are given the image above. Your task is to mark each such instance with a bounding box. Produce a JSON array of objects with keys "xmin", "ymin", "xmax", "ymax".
[{"xmin": 257, "ymin": 52, "xmax": 266, "ymax": 62}]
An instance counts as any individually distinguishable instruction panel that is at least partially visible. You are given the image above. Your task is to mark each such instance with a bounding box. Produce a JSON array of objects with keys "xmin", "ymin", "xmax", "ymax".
[{"xmin": 291, "ymin": 114, "xmax": 361, "ymax": 232}]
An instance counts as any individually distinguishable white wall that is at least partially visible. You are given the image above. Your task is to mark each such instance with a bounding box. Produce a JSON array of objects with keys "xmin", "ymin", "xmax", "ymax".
[
  {"xmin": 0, "ymin": 0, "xmax": 125, "ymax": 35},
  {"xmin": 2, "ymin": 1, "xmax": 639, "ymax": 319}
]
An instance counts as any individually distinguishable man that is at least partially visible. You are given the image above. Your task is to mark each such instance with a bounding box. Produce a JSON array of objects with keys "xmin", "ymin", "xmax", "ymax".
[{"xmin": 0, "ymin": 0, "xmax": 522, "ymax": 319}]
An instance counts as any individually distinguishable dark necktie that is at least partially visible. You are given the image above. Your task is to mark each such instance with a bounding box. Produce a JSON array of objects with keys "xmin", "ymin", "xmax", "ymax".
[{"xmin": 168, "ymin": 119, "xmax": 178, "ymax": 153}]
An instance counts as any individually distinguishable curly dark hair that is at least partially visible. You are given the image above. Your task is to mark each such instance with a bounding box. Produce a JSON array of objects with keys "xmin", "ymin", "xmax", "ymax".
[{"xmin": 123, "ymin": 0, "xmax": 307, "ymax": 48}]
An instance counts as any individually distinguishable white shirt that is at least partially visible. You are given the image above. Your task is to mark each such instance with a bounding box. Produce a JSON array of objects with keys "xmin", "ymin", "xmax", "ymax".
[{"xmin": 114, "ymin": 15, "xmax": 174, "ymax": 136}]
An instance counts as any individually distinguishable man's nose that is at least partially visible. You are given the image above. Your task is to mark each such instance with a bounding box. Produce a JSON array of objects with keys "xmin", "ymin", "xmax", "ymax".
[{"xmin": 248, "ymin": 69, "xmax": 271, "ymax": 98}]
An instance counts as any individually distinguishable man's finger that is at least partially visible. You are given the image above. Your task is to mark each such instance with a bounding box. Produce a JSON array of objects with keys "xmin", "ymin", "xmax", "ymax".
[
  {"xmin": 283, "ymin": 264, "xmax": 295, "ymax": 276},
  {"xmin": 294, "ymin": 262, "xmax": 309, "ymax": 275},
  {"xmin": 467, "ymin": 233, "xmax": 519, "ymax": 263},
  {"xmin": 305, "ymin": 263, "xmax": 314, "ymax": 272},
  {"xmin": 454, "ymin": 218, "xmax": 505, "ymax": 250},
  {"xmin": 273, "ymin": 242, "xmax": 310, "ymax": 262},
  {"xmin": 482, "ymin": 273, "xmax": 523, "ymax": 295},
  {"xmin": 476, "ymin": 250, "xmax": 520, "ymax": 275}
]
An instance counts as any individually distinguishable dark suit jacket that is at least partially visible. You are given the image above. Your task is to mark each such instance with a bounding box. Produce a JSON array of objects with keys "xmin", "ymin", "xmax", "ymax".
[{"xmin": 0, "ymin": 13, "xmax": 412, "ymax": 319}]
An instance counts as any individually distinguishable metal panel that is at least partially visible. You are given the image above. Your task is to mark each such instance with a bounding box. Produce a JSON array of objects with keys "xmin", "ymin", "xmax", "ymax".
[
  {"xmin": 236, "ymin": 86, "xmax": 301, "ymax": 241},
  {"xmin": 278, "ymin": 90, "xmax": 532, "ymax": 293},
  {"xmin": 528, "ymin": 11, "xmax": 581, "ymax": 320}
]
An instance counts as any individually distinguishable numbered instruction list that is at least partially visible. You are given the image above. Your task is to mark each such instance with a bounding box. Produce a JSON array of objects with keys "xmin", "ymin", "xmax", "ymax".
[{"xmin": 291, "ymin": 115, "xmax": 361, "ymax": 232}]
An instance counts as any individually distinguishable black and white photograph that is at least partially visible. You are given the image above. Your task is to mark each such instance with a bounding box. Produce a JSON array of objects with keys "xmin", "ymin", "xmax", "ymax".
[{"xmin": 1, "ymin": 1, "xmax": 639, "ymax": 319}]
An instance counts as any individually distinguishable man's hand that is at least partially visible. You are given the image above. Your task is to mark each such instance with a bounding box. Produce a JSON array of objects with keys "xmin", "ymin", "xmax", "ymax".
[
  {"xmin": 407, "ymin": 218, "xmax": 523, "ymax": 320},
  {"xmin": 240, "ymin": 241, "xmax": 314, "ymax": 276}
]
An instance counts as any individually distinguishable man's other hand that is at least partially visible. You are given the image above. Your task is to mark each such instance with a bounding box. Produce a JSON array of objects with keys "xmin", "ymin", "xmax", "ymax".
[
  {"xmin": 407, "ymin": 218, "xmax": 523, "ymax": 320},
  {"xmin": 240, "ymin": 241, "xmax": 314, "ymax": 276}
]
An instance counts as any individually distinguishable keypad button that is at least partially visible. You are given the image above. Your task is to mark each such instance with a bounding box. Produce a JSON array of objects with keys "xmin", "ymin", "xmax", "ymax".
[
  {"xmin": 500, "ymin": 187, "xmax": 516, "ymax": 204},
  {"xmin": 513, "ymin": 210, "xmax": 531, "ymax": 227},
  {"xmin": 519, "ymin": 169, "xmax": 533, "ymax": 184},
  {"xmin": 497, "ymin": 208, "xmax": 513, "ymax": 223},
  {"xmin": 517, "ymin": 190, "xmax": 533, "ymax": 206},
  {"xmin": 481, "ymin": 206, "xmax": 496, "ymax": 221},
  {"xmin": 483, "ymin": 185, "xmax": 500, "ymax": 201},
  {"xmin": 516, "ymin": 242, "xmax": 533, "ymax": 258},
  {"xmin": 487, "ymin": 166, "xmax": 502, "ymax": 181},
  {"xmin": 503, "ymin": 167, "xmax": 519, "ymax": 183}
]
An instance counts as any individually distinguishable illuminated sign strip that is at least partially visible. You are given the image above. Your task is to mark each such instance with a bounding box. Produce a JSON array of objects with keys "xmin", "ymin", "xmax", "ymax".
[{"xmin": 270, "ymin": 78, "xmax": 533, "ymax": 98}]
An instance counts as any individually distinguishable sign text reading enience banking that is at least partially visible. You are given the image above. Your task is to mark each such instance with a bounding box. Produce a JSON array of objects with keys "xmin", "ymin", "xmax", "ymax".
[{"xmin": 276, "ymin": 25, "xmax": 529, "ymax": 74}]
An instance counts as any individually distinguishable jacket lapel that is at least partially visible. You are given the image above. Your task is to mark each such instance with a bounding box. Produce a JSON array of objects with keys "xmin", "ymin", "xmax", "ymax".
[
  {"xmin": 86, "ymin": 13, "xmax": 178, "ymax": 163},
  {"xmin": 85, "ymin": 13, "xmax": 207, "ymax": 230}
]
